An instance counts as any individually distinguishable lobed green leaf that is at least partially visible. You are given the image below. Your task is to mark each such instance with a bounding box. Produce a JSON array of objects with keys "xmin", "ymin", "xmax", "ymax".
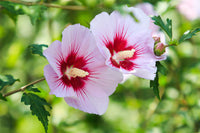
[
  {"xmin": 21, "ymin": 93, "xmax": 51, "ymax": 133},
  {"xmin": 152, "ymin": 16, "xmax": 172, "ymax": 39},
  {"xmin": 179, "ymin": 28, "xmax": 200, "ymax": 43},
  {"xmin": 0, "ymin": 75, "xmax": 19, "ymax": 91},
  {"xmin": 28, "ymin": 44, "xmax": 48, "ymax": 57}
]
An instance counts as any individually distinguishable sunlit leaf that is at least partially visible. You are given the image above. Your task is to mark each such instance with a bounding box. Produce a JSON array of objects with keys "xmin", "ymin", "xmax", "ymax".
[
  {"xmin": 21, "ymin": 93, "xmax": 51, "ymax": 133},
  {"xmin": 0, "ymin": 75, "xmax": 19, "ymax": 91},
  {"xmin": 179, "ymin": 28, "xmax": 200, "ymax": 43},
  {"xmin": 152, "ymin": 16, "xmax": 172, "ymax": 39},
  {"xmin": 28, "ymin": 44, "xmax": 48, "ymax": 57}
]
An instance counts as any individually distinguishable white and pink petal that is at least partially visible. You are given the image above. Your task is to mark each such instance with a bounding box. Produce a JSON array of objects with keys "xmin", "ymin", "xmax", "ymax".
[
  {"xmin": 64, "ymin": 84, "xmax": 109, "ymax": 115},
  {"xmin": 43, "ymin": 40, "xmax": 63, "ymax": 78},
  {"xmin": 62, "ymin": 24, "xmax": 97, "ymax": 60}
]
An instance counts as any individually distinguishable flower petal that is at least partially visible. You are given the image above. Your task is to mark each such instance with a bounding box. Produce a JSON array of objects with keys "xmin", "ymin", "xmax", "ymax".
[
  {"xmin": 135, "ymin": 2, "xmax": 157, "ymax": 16},
  {"xmin": 44, "ymin": 64, "xmax": 77, "ymax": 97},
  {"xmin": 61, "ymin": 24, "xmax": 97, "ymax": 60},
  {"xmin": 89, "ymin": 66, "xmax": 123, "ymax": 95},
  {"xmin": 43, "ymin": 40, "xmax": 63, "ymax": 78},
  {"xmin": 122, "ymin": 6, "xmax": 150, "ymax": 29},
  {"xmin": 132, "ymin": 66, "xmax": 157, "ymax": 80},
  {"xmin": 64, "ymin": 84, "xmax": 109, "ymax": 115}
]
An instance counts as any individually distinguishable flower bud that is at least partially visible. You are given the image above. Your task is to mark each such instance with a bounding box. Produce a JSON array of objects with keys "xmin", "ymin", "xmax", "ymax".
[
  {"xmin": 153, "ymin": 36, "xmax": 160, "ymax": 44},
  {"xmin": 154, "ymin": 42, "xmax": 165, "ymax": 56}
]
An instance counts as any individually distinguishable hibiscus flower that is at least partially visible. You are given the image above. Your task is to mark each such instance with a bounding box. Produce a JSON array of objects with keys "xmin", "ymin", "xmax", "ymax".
[
  {"xmin": 43, "ymin": 24, "xmax": 122, "ymax": 115},
  {"xmin": 90, "ymin": 7, "xmax": 159, "ymax": 80}
]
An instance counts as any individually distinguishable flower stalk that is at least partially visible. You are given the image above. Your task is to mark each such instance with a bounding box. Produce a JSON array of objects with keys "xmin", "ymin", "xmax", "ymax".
[{"xmin": 3, "ymin": 77, "xmax": 45, "ymax": 97}]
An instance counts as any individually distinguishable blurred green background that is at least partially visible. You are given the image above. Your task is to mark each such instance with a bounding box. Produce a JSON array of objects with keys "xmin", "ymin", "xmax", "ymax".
[{"xmin": 0, "ymin": 0, "xmax": 200, "ymax": 133}]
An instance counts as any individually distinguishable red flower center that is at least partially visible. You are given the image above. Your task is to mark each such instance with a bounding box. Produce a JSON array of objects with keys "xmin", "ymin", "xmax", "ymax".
[
  {"xmin": 105, "ymin": 34, "xmax": 136, "ymax": 71},
  {"xmin": 60, "ymin": 52, "xmax": 89, "ymax": 92}
]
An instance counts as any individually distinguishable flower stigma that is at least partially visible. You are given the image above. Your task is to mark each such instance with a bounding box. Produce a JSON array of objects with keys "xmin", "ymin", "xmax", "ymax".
[
  {"xmin": 112, "ymin": 49, "xmax": 135, "ymax": 63},
  {"xmin": 65, "ymin": 67, "xmax": 89, "ymax": 79}
]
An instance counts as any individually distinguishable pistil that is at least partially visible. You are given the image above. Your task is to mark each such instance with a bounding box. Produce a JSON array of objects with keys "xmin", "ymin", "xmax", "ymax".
[
  {"xmin": 113, "ymin": 49, "xmax": 135, "ymax": 61},
  {"xmin": 66, "ymin": 68, "xmax": 89, "ymax": 79}
]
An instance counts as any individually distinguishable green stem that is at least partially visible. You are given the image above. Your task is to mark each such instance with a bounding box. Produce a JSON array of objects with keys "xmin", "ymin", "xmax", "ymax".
[
  {"xmin": 4, "ymin": 0, "xmax": 86, "ymax": 10},
  {"xmin": 3, "ymin": 77, "xmax": 45, "ymax": 97},
  {"xmin": 164, "ymin": 44, "xmax": 175, "ymax": 48}
]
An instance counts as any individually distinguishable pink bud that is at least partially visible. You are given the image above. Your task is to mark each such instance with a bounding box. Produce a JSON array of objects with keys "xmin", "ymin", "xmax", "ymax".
[
  {"xmin": 154, "ymin": 42, "xmax": 165, "ymax": 56},
  {"xmin": 153, "ymin": 36, "xmax": 160, "ymax": 44}
]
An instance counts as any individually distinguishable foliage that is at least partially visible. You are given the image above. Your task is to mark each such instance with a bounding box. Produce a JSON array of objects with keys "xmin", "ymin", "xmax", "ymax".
[
  {"xmin": 179, "ymin": 28, "xmax": 200, "ymax": 43},
  {"xmin": 152, "ymin": 15, "xmax": 172, "ymax": 39},
  {"xmin": 0, "ymin": 0, "xmax": 200, "ymax": 133},
  {"xmin": 150, "ymin": 71, "xmax": 160, "ymax": 100},
  {"xmin": 0, "ymin": 1, "xmax": 47, "ymax": 24},
  {"xmin": 0, "ymin": 74, "xmax": 19, "ymax": 91},
  {"xmin": 21, "ymin": 88, "xmax": 51, "ymax": 133},
  {"xmin": 0, "ymin": 93, "xmax": 7, "ymax": 101},
  {"xmin": 28, "ymin": 44, "xmax": 48, "ymax": 57},
  {"xmin": 150, "ymin": 62, "xmax": 166, "ymax": 100}
]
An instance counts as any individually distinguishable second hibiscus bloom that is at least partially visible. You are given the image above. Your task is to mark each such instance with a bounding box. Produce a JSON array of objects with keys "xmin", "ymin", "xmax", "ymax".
[{"xmin": 90, "ymin": 7, "xmax": 161, "ymax": 80}]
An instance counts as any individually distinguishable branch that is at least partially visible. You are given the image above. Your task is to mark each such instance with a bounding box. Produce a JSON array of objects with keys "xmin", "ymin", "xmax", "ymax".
[
  {"xmin": 4, "ymin": 0, "xmax": 86, "ymax": 10},
  {"xmin": 3, "ymin": 77, "xmax": 45, "ymax": 97}
]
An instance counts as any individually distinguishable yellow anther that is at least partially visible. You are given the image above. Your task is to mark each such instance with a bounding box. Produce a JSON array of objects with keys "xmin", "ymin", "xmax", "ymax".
[
  {"xmin": 115, "ymin": 49, "xmax": 135, "ymax": 60},
  {"xmin": 67, "ymin": 68, "xmax": 89, "ymax": 78}
]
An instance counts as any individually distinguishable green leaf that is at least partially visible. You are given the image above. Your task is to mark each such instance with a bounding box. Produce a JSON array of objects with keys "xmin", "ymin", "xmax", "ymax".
[
  {"xmin": 157, "ymin": 62, "xmax": 167, "ymax": 75},
  {"xmin": 150, "ymin": 72, "xmax": 160, "ymax": 100},
  {"xmin": 150, "ymin": 61, "xmax": 163, "ymax": 100},
  {"xmin": 26, "ymin": 85, "xmax": 41, "ymax": 93},
  {"xmin": 0, "ymin": 75, "xmax": 19, "ymax": 91},
  {"xmin": 0, "ymin": 1, "xmax": 47, "ymax": 25},
  {"xmin": 21, "ymin": 93, "xmax": 51, "ymax": 133},
  {"xmin": 0, "ymin": 1, "xmax": 25, "ymax": 15},
  {"xmin": 152, "ymin": 16, "xmax": 172, "ymax": 39},
  {"xmin": 179, "ymin": 28, "xmax": 200, "ymax": 43},
  {"xmin": 0, "ymin": 93, "xmax": 7, "ymax": 101},
  {"xmin": 28, "ymin": 44, "xmax": 48, "ymax": 57}
]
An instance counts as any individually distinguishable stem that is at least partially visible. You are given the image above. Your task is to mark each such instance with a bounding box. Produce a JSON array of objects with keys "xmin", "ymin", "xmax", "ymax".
[
  {"xmin": 164, "ymin": 44, "xmax": 176, "ymax": 48},
  {"xmin": 4, "ymin": 0, "xmax": 86, "ymax": 10},
  {"xmin": 3, "ymin": 77, "xmax": 45, "ymax": 97}
]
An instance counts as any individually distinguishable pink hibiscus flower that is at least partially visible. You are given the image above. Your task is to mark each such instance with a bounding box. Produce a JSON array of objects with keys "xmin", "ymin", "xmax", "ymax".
[
  {"xmin": 90, "ymin": 7, "xmax": 159, "ymax": 80},
  {"xmin": 177, "ymin": 0, "xmax": 200, "ymax": 20},
  {"xmin": 43, "ymin": 24, "xmax": 122, "ymax": 115}
]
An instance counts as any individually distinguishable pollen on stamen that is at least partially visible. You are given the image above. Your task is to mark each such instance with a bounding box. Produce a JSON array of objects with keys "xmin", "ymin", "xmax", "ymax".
[
  {"xmin": 67, "ymin": 68, "xmax": 89, "ymax": 78},
  {"xmin": 116, "ymin": 49, "xmax": 135, "ymax": 60}
]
